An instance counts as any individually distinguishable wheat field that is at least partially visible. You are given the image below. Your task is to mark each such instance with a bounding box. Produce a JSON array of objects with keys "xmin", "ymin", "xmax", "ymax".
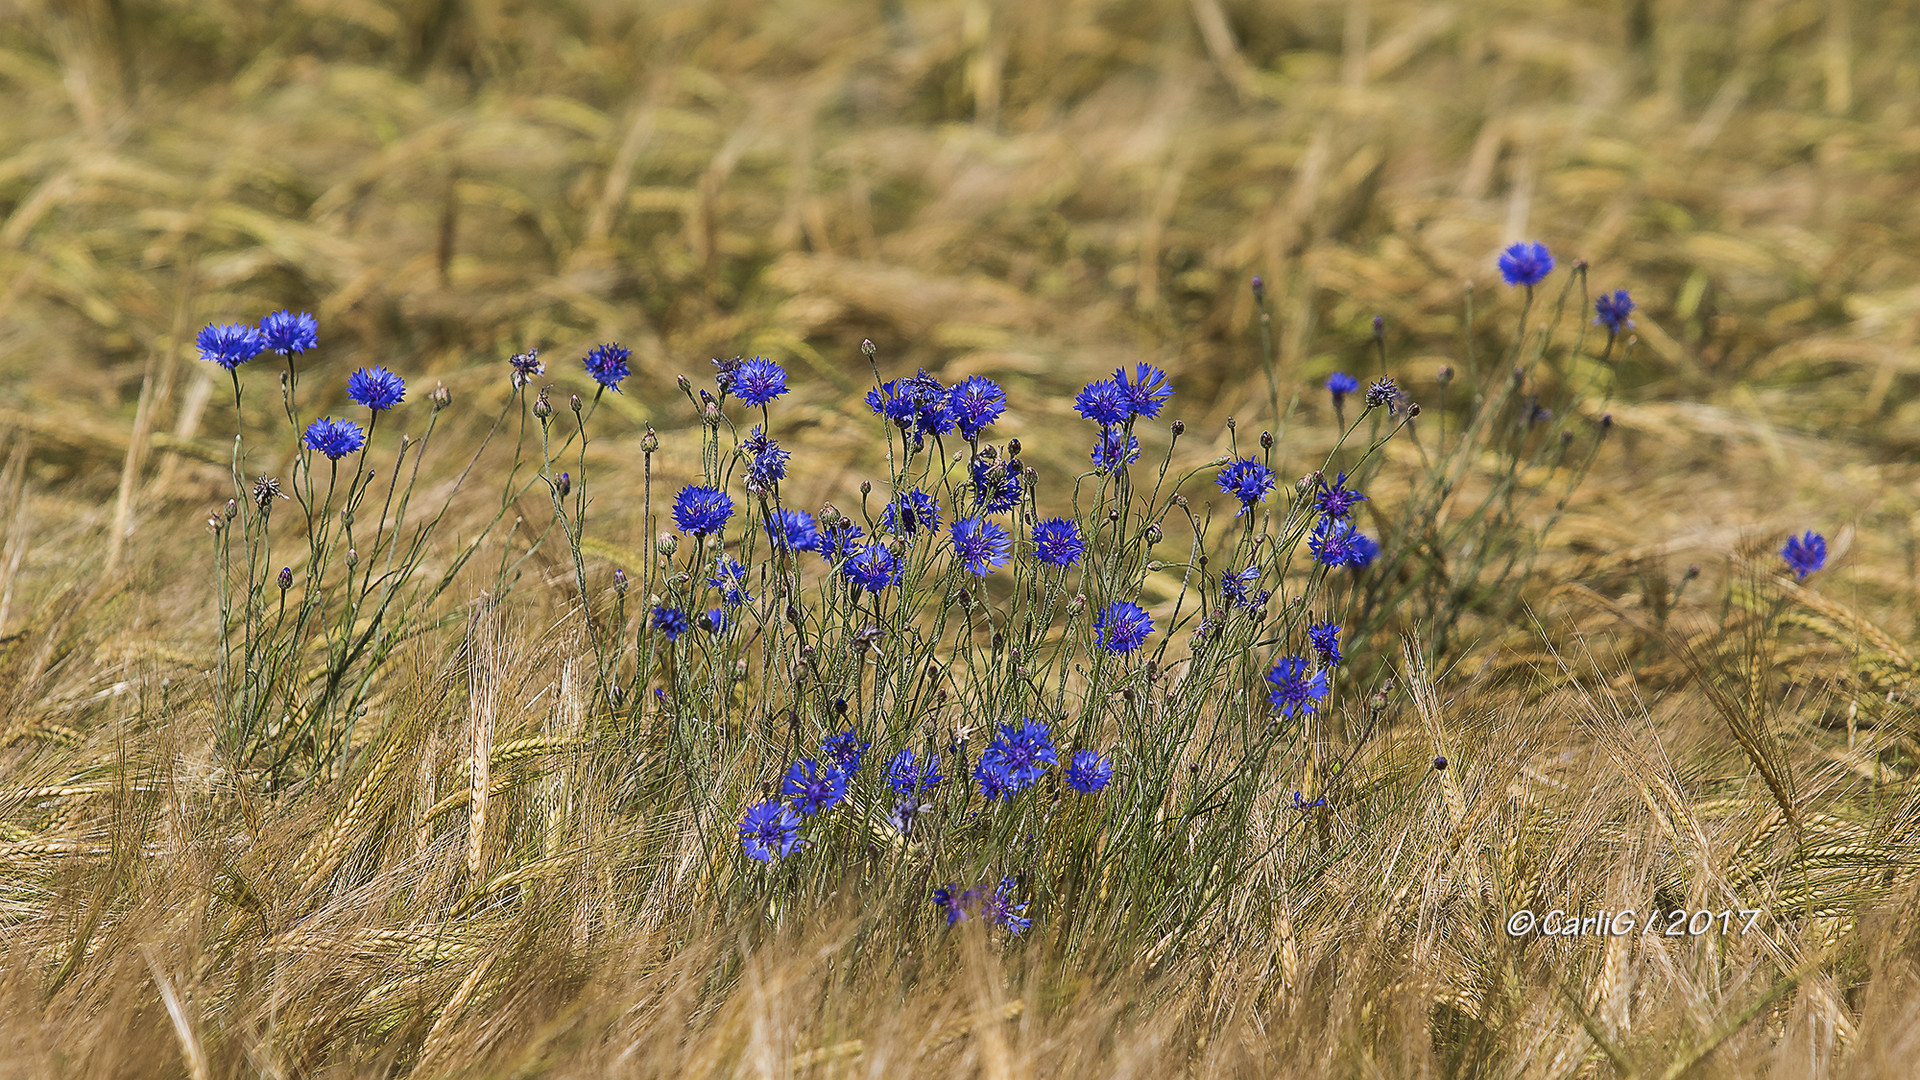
[{"xmin": 4, "ymin": 0, "xmax": 1920, "ymax": 1076}]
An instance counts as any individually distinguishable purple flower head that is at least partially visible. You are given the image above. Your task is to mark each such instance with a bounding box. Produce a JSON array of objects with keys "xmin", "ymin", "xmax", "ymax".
[
  {"xmin": 1092, "ymin": 428, "xmax": 1140, "ymax": 472},
  {"xmin": 1031, "ymin": 517, "xmax": 1085, "ymax": 567},
  {"xmin": 1595, "ymin": 290, "xmax": 1635, "ymax": 335},
  {"xmin": 840, "ymin": 544, "xmax": 897, "ymax": 592},
  {"xmin": 1265, "ymin": 655, "xmax": 1330, "ymax": 718},
  {"xmin": 1781, "ymin": 531, "xmax": 1827, "ymax": 581},
  {"xmin": 706, "ymin": 557, "xmax": 752, "ymax": 606},
  {"xmin": 651, "ymin": 605, "xmax": 691, "ymax": 641},
  {"xmin": 672, "ymin": 485, "xmax": 734, "ymax": 536},
  {"xmin": 782, "ymin": 758, "xmax": 849, "ymax": 816},
  {"xmin": 974, "ymin": 757, "xmax": 1016, "ymax": 802},
  {"xmin": 1313, "ymin": 472, "xmax": 1368, "ymax": 520},
  {"xmin": 949, "ymin": 516, "xmax": 1012, "ymax": 577},
  {"xmin": 1217, "ymin": 457, "xmax": 1275, "ymax": 514},
  {"xmin": 971, "ymin": 456, "xmax": 1022, "ymax": 514},
  {"xmin": 739, "ymin": 799, "xmax": 801, "ymax": 862},
  {"xmin": 703, "ymin": 608, "xmax": 729, "ymax": 634},
  {"xmin": 740, "ymin": 428, "xmax": 788, "ymax": 490},
  {"xmin": 729, "ymin": 357, "xmax": 789, "ymax": 406},
  {"xmin": 1221, "ymin": 565, "xmax": 1264, "ymax": 609},
  {"xmin": 1064, "ymin": 749, "xmax": 1113, "ymax": 794},
  {"xmin": 948, "ymin": 376, "xmax": 1007, "ymax": 439},
  {"xmin": 346, "ymin": 366, "xmax": 406, "ymax": 412},
  {"xmin": 303, "ymin": 417, "xmax": 366, "ymax": 460},
  {"xmin": 812, "ymin": 518, "xmax": 866, "ymax": 560},
  {"xmin": 582, "ymin": 343, "xmax": 631, "ymax": 392},
  {"xmin": 822, "ymin": 730, "xmax": 869, "ymax": 774},
  {"xmin": 866, "ymin": 379, "xmax": 918, "ymax": 426},
  {"xmin": 888, "ymin": 747, "xmax": 945, "ymax": 795},
  {"xmin": 766, "ymin": 509, "xmax": 821, "ymax": 552},
  {"xmin": 1308, "ymin": 621, "xmax": 1343, "ymax": 668},
  {"xmin": 1073, "ymin": 379, "xmax": 1133, "ymax": 426},
  {"xmin": 881, "ymin": 488, "xmax": 940, "ymax": 537},
  {"xmin": 197, "ymin": 323, "xmax": 267, "ymax": 370},
  {"xmin": 1326, "ymin": 371, "xmax": 1360, "ymax": 405},
  {"xmin": 1094, "ymin": 601, "xmax": 1154, "ymax": 655},
  {"xmin": 1114, "ymin": 364, "xmax": 1174, "ymax": 419},
  {"xmin": 259, "ymin": 311, "xmax": 318, "ymax": 355},
  {"xmin": 508, "ymin": 348, "xmax": 544, "ymax": 389},
  {"xmin": 981, "ymin": 877, "xmax": 1031, "ymax": 935},
  {"xmin": 1499, "ymin": 241, "xmax": 1555, "ymax": 287},
  {"xmin": 980, "ymin": 719, "xmax": 1058, "ymax": 792},
  {"xmin": 1309, "ymin": 515, "xmax": 1378, "ymax": 569}
]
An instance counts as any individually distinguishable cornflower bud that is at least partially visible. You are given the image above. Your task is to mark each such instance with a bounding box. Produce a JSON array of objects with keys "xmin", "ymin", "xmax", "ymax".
[
  {"xmin": 1436, "ymin": 366, "xmax": 1454, "ymax": 385},
  {"xmin": 861, "ymin": 339, "xmax": 877, "ymax": 358},
  {"xmin": 534, "ymin": 390, "xmax": 552, "ymax": 421},
  {"xmin": 1144, "ymin": 523, "xmax": 1162, "ymax": 545},
  {"xmin": 613, "ymin": 568, "xmax": 628, "ymax": 596},
  {"xmin": 432, "ymin": 382, "xmax": 452, "ymax": 410},
  {"xmin": 225, "ymin": 499, "xmax": 238, "ymax": 520},
  {"xmin": 1007, "ymin": 438, "xmax": 1021, "ymax": 457},
  {"xmin": 344, "ymin": 548, "xmax": 358, "ymax": 567},
  {"xmin": 1407, "ymin": 402, "xmax": 1421, "ymax": 418},
  {"xmin": 677, "ymin": 374, "xmax": 692, "ymax": 392},
  {"xmin": 278, "ymin": 566, "xmax": 293, "ymax": 590},
  {"xmin": 1066, "ymin": 593, "xmax": 1086, "ymax": 617},
  {"xmin": 657, "ymin": 532, "xmax": 679, "ymax": 557},
  {"xmin": 1260, "ymin": 431, "xmax": 1273, "ymax": 450},
  {"xmin": 556, "ymin": 472, "xmax": 571, "ymax": 499},
  {"xmin": 640, "ymin": 426, "xmax": 659, "ymax": 453},
  {"xmin": 860, "ymin": 480, "xmax": 872, "ymax": 496},
  {"xmin": 1170, "ymin": 419, "xmax": 1185, "ymax": 436},
  {"xmin": 570, "ymin": 393, "xmax": 582, "ymax": 414}
]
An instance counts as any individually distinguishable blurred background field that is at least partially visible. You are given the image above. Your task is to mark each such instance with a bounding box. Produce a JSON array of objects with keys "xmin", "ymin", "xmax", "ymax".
[{"xmin": 6, "ymin": 0, "xmax": 1920, "ymax": 1076}]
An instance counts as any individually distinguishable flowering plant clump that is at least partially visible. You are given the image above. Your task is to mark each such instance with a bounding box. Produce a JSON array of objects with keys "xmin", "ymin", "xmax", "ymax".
[{"xmin": 200, "ymin": 243, "xmax": 1669, "ymax": 952}]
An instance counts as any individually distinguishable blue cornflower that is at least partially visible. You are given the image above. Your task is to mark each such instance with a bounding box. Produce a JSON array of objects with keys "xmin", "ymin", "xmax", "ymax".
[
  {"xmin": 1308, "ymin": 621, "xmax": 1343, "ymax": 668},
  {"xmin": 1217, "ymin": 457, "xmax": 1275, "ymax": 514},
  {"xmin": 840, "ymin": 544, "xmax": 897, "ymax": 592},
  {"xmin": 1114, "ymin": 364, "xmax": 1174, "ymax": 418},
  {"xmin": 766, "ymin": 509, "xmax": 821, "ymax": 553},
  {"xmin": 1031, "ymin": 517, "xmax": 1085, "ymax": 567},
  {"xmin": 738, "ymin": 799, "xmax": 801, "ymax": 862},
  {"xmin": 813, "ymin": 518, "xmax": 866, "ymax": 560},
  {"xmin": 303, "ymin": 417, "xmax": 366, "ymax": 460},
  {"xmin": 1310, "ymin": 516, "xmax": 1379, "ymax": 569},
  {"xmin": 582, "ymin": 343, "xmax": 631, "ymax": 392},
  {"xmin": 1094, "ymin": 601, "xmax": 1154, "ymax": 655},
  {"xmin": 904, "ymin": 370, "xmax": 954, "ymax": 441},
  {"xmin": 1091, "ymin": 428, "xmax": 1140, "ymax": 472},
  {"xmin": 741, "ymin": 428, "xmax": 788, "ymax": 489},
  {"xmin": 1595, "ymin": 290, "xmax": 1635, "ymax": 335},
  {"xmin": 1498, "ymin": 241, "xmax": 1554, "ymax": 287},
  {"xmin": 948, "ymin": 376, "xmax": 1007, "ymax": 439},
  {"xmin": 672, "ymin": 485, "xmax": 734, "ymax": 536},
  {"xmin": 974, "ymin": 757, "xmax": 1017, "ymax": 802},
  {"xmin": 783, "ymin": 758, "xmax": 849, "ymax": 816},
  {"xmin": 1064, "ymin": 749, "xmax": 1113, "ymax": 794},
  {"xmin": 1781, "ymin": 531, "xmax": 1827, "ymax": 581},
  {"xmin": 932, "ymin": 884, "xmax": 971, "ymax": 924},
  {"xmin": 1313, "ymin": 472, "xmax": 1368, "ymax": 520},
  {"xmin": 652, "ymin": 605, "xmax": 691, "ymax": 641},
  {"xmin": 729, "ymin": 357, "xmax": 789, "ymax": 406},
  {"xmin": 1326, "ymin": 371, "xmax": 1360, "ymax": 406},
  {"xmin": 703, "ymin": 608, "xmax": 729, "ymax": 633},
  {"xmin": 881, "ymin": 488, "xmax": 940, "ymax": 536},
  {"xmin": 706, "ymin": 557, "xmax": 752, "ymax": 606},
  {"xmin": 1292, "ymin": 791, "xmax": 1328, "ymax": 812},
  {"xmin": 259, "ymin": 310, "xmax": 317, "ymax": 355},
  {"xmin": 949, "ymin": 516, "xmax": 1012, "ymax": 576},
  {"xmin": 1073, "ymin": 379, "xmax": 1132, "ymax": 426},
  {"xmin": 346, "ymin": 366, "xmax": 406, "ymax": 412},
  {"xmin": 971, "ymin": 456, "xmax": 1022, "ymax": 514},
  {"xmin": 508, "ymin": 348, "xmax": 544, "ymax": 389},
  {"xmin": 822, "ymin": 730, "xmax": 869, "ymax": 774},
  {"xmin": 981, "ymin": 878, "xmax": 1031, "ymax": 935},
  {"xmin": 980, "ymin": 719, "xmax": 1058, "ymax": 791},
  {"xmin": 197, "ymin": 322, "xmax": 267, "ymax": 370},
  {"xmin": 1221, "ymin": 565, "xmax": 1264, "ymax": 609},
  {"xmin": 866, "ymin": 379, "xmax": 918, "ymax": 426},
  {"xmin": 1364, "ymin": 377, "xmax": 1399, "ymax": 411},
  {"xmin": 887, "ymin": 748, "xmax": 944, "ymax": 795},
  {"xmin": 1265, "ymin": 656, "xmax": 1329, "ymax": 718}
]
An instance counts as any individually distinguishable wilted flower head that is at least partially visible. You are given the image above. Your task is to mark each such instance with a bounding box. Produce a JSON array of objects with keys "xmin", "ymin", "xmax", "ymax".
[
  {"xmin": 1094, "ymin": 601, "xmax": 1154, "ymax": 654},
  {"xmin": 582, "ymin": 343, "xmax": 631, "ymax": 392},
  {"xmin": 729, "ymin": 357, "xmax": 789, "ymax": 406},
  {"xmin": 1363, "ymin": 378, "xmax": 1399, "ymax": 411},
  {"xmin": 346, "ymin": 366, "xmax": 406, "ymax": 411},
  {"xmin": 251, "ymin": 476, "xmax": 287, "ymax": 511},
  {"xmin": 508, "ymin": 348, "xmax": 544, "ymax": 389},
  {"xmin": 1030, "ymin": 517, "xmax": 1085, "ymax": 567},
  {"xmin": 672, "ymin": 485, "xmax": 734, "ymax": 536},
  {"xmin": 303, "ymin": 417, "xmax": 365, "ymax": 460},
  {"xmin": 197, "ymin": 323, "xmax": 267, "ymax": 370},
  {"xmin": 1498, "ymin": 241, "xmax": 1555, "ymax": 287},
  {"xmin": 1781, "ymin": 531, "xmax": 1827, "ymax": 581},
  {"xmin": 738, "ymin": 799, "xmax": 801, "ymax": 862},
  {"xmin": 259, "ymin": 310, "xmax": 318, "ymax": 355}
]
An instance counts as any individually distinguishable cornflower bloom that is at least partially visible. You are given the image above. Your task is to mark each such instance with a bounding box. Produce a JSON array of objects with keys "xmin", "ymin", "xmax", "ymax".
[
  {"xmin": 1073, "ymin": 379, "xmax": 1132, "ymax": 425},
  {"xmin": 1114, "ymin": 363, "xmax": 1174, "ymax": 418},
  {"xmin": 738, "ymin": 800, "xmax": 801, "ymax": 862},
  {"xmin": 303, "ymin": 417, "xmax": 365, "ymax": 460},
  {"xmin": 740, "ymin": 428, "xmax": 788, "ymax": 490},
  {"xmin": 974, "ymin": 757, "xmax": 1017, "ymax": 802},
  {"xmin": 706, "ymin": 557, "xmax": 752, "ymax": 606},
  {"xmin": 259, "ymin": 310, "xmax": 318, "ymax": 354},
  {"xmin": 729, "ymin": 357, "xmax": 789, "ymax": 406},
  {"xmin": 822, "ymin": 731, "xmax": 869, "ymax": 774},
  {"xmin": 979, "ymin": 719, "xmax": 1058, "ymax": 791},
  {"xmin": 1308, "ymin": 621, "xmax": 1343, "ymax": 668},
  {"xmin": 197, "ymin": 323, "xmax": 267, "ymax": 370},
  {"xmin": 949, "ymin": 516, "xmax": 1012, "ymax": 576},
  {"xmin": 971, "ymin": 456, "xmax": 1022, "ymax": 514},
  {"xmin": 1326, "ymin": 371, "xmax": 1360, "ymax": 409},
  {"xmin": 1064, "ymin": 749, "xmax": 1113, "ymax": 793},
  {"xmin": 1313, "ymin": 472, "xmax": 1367, "ymax": 520},
  {"xmin": 766, "ymin": 509, "xmax": 822, "ymax": 552},
  {"xmin": 1265, "ymin": 656, "xmax": 1329, "ymax": 717},
  {"xmin": 1309, "ymin": 516, "xmax": 1379, "ymax": 569},
  {"xmin": 1221, "ymin": 565, "xmax": 1264, "ymax": 609},
  {"xmin": 582, "ymin": 343, "xmax": 631, "ymax": 392},
  {"xmin": 948, "ymin": 376, "xmax": 1007, "ymax": 439},
  {"xmin": 881, "ymin": 488, "xmax": 939, "ymax": 536},
  {"xmin": 840, "ymin": 544, "xmax": 897, "ymax": 592},
  {"xmin": 672, "ymin": 485, "xmax": 734, "ymax": 536},
  {"xmin": 346, "ymin": 366, "xmax": 406, "ymax": 412},
  {"xmin": 888, "ymin": 748, "xmax": 944, "ymax": 795},
  {"xmin": 1091, "ymin": 428, "xmax": 1140, "ymax": 472},
  {"xmin": 812, "ymin": 518, "xmax": 866, "ymax": 560},
  {"xmin": 783, "ymin": 758, "xmax": 849, "ymax": 816},
  {"xmin": 1595, "ymin": 290, "xmax": 1635, "ymax": 335},
  {"xmin": 651, "ymin": 605, "xmax": 691, "ymax": 641},
  {"xmin": 1094, "ymin": 601, "xmax": 1153, "ymax": 654},
  {"xmin": 1781, "ymin": 531, "xmax": 1827, "ymax": 581},
  {"xmin": 1030, "ymin": 517, "xmax": 1085, "ymax": 567},
  {"xmin": 1217, "ymin": 457, "xmax": 1275, "ymax": 514},
  {"xmin": 1498, "ymin": 241, "xmax": 1554, "ymax": 287}
]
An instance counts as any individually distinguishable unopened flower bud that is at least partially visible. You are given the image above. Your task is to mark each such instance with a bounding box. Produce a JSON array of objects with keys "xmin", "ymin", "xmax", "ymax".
[
  {"xmin": 1407, "ymin": 402, "xmax": 1421, "ymax": 418},
  {"xmin": 1144, "ymin": 523, "xmax": 1162, "ymax": 545},
  {"xmin": 344, "ymin": 548, "xmax": 358, "ymax": 567},
  {"xmin": 1436, "ymin": 366, "xmax": 1453, "ymax": 385},
  {"xmin": 1007, "ymin": 438, "xmax": 1021, "ymax": 457},
  {"xmin": 570, "ymin": 393, "xmax": 582, "ymax": 413},
  {"xmin": 556, "ymin": 472, "xmax": 571, "ymax": 499},
  {"xmin": 640, "ymin": 425, "xmax": 659, "ymax": 453},
  {"xmin": 534, "ymin": 391, "xmax": 552, "ymax": 420},
  {"xmin": 860, "ymin": 480, "xmax": 872, "ymax": 496},
  {"xmin": 341, "ymin": 508, "xmax": 353, "ymax": 528},
  {"xmin": 1260, "ymin": 431, "xmax": 1273, "ymax": 450},
  {"xmin": 225, "ymin": 499, "xmax": 238, "ymax": 520},
  {"xmin": 1251, "ymin": 274, "xmax": 1265, "ymax": 301},
  {"xmin": 613, "ymin": 568, "xmax": 628, "ymax": 595},
  {"xmin": 1066, "ymin": 593, "xmax": 1086, "ymax": 617},
  {"xmin": 1170, "ymin": 419, "xmax": 1185, "ymax": 436},
  {"xmin": 278, "ymin": 566, "xmax": 293, "ymax": 590},
  {"xmin": 1432, "ymin": 755, "xmax": 1448, "ymax": 771},
  {"xmin": 656, "ymin": 532, "xmax": 679, "ymax": 557},
  {"xmin": 1372, "ymin": 314, "xmax": 1384, "ymax": 340},
  {"xmin": 677, "ymin": 374, "xmax": 692, "ymax": 392},
  {"xmin": 861, "ymin": 339, "xmax": 877, "ymax": 358},
  {"xmin": 432, "ymin": 382, "xmax": 452, "ymax": 410},
  {"xmin": 1225, "ymin": 416, "xmax": 1236, "ymax": 431}
]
